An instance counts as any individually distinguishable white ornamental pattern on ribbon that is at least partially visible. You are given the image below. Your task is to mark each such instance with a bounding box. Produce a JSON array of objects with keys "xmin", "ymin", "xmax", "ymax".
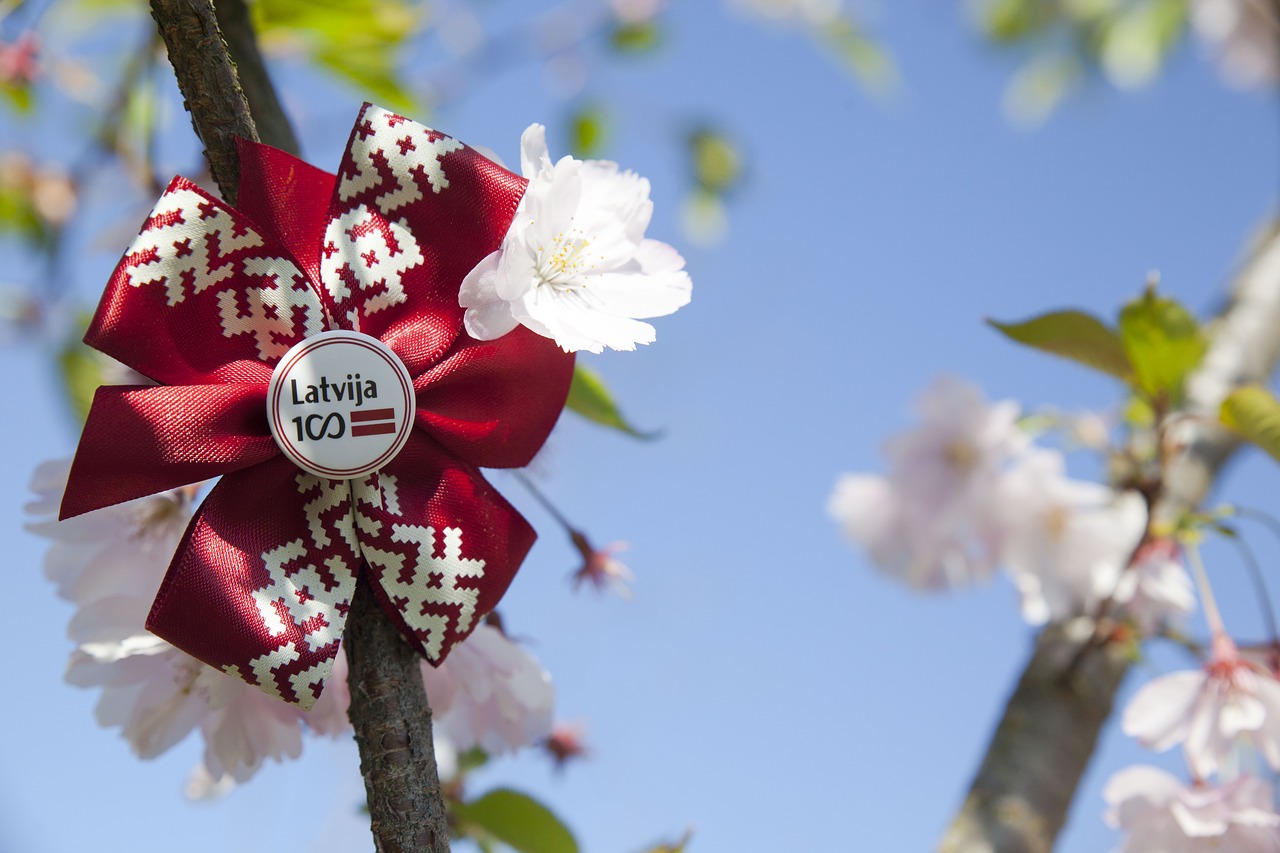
[
  {"xmin": 121, "ymin": 184, "xmax": 327, "ymax": 361},
  {"xmin": 242, "ymin": 474, "xmax": 359, "ymax": 707},
  {"xmin": 320, "ymin": 204, "xmax": 423, "ymax": 329},
  {"xmin": 354, "ymin": 475, "xmax": 486, "ymax": 660},
  {"xmin": 339, "ymin": 105, "xmax": 463, "ymax": 213}
]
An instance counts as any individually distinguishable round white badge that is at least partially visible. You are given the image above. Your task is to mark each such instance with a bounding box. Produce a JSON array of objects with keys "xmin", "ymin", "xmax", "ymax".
[{"xmin": 267, "ymin": 330, "xmax": 415, "ymax": 479}]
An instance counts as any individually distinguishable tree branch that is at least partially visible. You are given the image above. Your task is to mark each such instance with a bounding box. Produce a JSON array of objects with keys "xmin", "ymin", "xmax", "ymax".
[
  {"xmin": 938, "ymin": 225, "xmax": 1280, "ymax": 853},
  {"xmin": 147, "ymin": 3, "xmax": 449, "ymax": 849},
  {"xmin": 149, "ymin": 0, "xmax": 257, "ymax": 203},
  {"xmin": 345, "ymin": 578, "xmax": 452, "ymax": 853},
  {"xmin": 211, "ymin": 0, "xmax": 300, "ymax": 156}
]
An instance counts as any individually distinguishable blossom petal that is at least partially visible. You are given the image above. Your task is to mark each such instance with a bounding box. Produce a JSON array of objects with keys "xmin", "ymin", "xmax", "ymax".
[
  {"xmin": 587, "ymin": 263, "xmax": 692, "ymax": 321},
  {"xmin": 323, "ymin": 104, "xmax": 527, "ymax": 363},
  {"xmin": 519, "ymin": 123, "xmax": 552, "ymax": 180},
  {"xmin": 86, "ymin": 177, "xmax": 329, "ymax": 386},
  {"xmin": 459, "ymin": 250, "xmax": 521, "ymax": 341},
  {"xmin": 146, "ymin": 458, "xmax": 361, "ymax": 709},
  {"xmin": 60, "ymin": 384, "xmax": 278, "ymax": 519},
  {"xmin": 1122, "ymin": 670, "xmax": 1207, "ymax": 751},
  {"xmin": 421, "ymin": 623, "xmax": 554, "ymax": 754},
  {"xmin": 1252, "ymin": 672, "xmax": 1280, "ymax": 770},
  {"xmin": 353, "ymin": 435, "xmax": 536, "ymax": 665},
  {"xmin": 519, "ymin": 288, "xmax": 657, "ymax": 353},
  {"xmin": 412, "ymin": 325, "xmax": 573, "ymax": 468},
  {"xmin": 234, "ymin": 138, "xmax": 338, "ymax": 288}
]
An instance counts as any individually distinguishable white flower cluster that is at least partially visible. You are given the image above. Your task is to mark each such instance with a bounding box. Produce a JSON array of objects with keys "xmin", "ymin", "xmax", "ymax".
[
  {"xmin": 829, "ymin": 377, "xmax": 1280, "ymax": 849},
  {"xmin": 826, "ymin": 377, "xmax": 1193, "ymax": 629},
  {"xmin": 27, "ymin": 460, "xmax": 555, "ymax": 797},
  {"xmin": 1107, "ymin": 630, "xmax": 1280, "ymax": 850}
]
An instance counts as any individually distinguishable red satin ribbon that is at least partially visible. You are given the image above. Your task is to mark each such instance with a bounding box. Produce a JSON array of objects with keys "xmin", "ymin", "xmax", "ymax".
[{"xmin": 61, "ymin": 104, "xmax": 574, "ymax": 708}]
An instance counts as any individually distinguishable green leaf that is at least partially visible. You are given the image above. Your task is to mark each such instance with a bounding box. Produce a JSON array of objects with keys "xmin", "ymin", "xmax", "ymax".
[
  {"xmin": 565, "ymin": 363, "xmax": 657, "ymax": 439},
  {"xmin": 688, "ymin": 129, "xmax": 742, "ymax": 195},
  {"xmin": 610, "ymin": 21, "xmax": 662, "ymax": 53},
  {"xmin": 979, "ymin": 0, "xmax": 1053, "ymax": 42},
  {"xmin": 453, "ymin": 788, "xmax": 579, "ymax": 853},
  {"xmin": 1, "ymin": 82, "xmax": 33, "ymax": 114},
  {"xmin": 818, "ymin": 19, "xmax": 898, "ymax": 91},
  {"xmin": 60, "ymin": 340, "xmax": 106, "ymax": 424},
  {"xmin": 254, "ymin": 0, "xmax": 423, "ymax": 111},
  {"xmin": 568, "ymin": 104, "xmax": 607, "ymax": 159},
  {"xmin": 1221, "ymin": 386, "xmax": 1280, "ymax": 465},
  {"xmin": 987, "ymin": 310, "xmax": 1131, "ymax": 379},
  {"xmin": 1118, "ymin": 286, "xmax": 1207, "ymax": 406},
  {"xmin": 1002, "ymin": 53, "xmax": 1083, "ymax": 127},
  {"xmin": 314, "ymin": 43, "xmax": 417, "ymax": 112},
  {"xmin": 456, "ymin": 745, "xmax": 490, "ymax": 774}
]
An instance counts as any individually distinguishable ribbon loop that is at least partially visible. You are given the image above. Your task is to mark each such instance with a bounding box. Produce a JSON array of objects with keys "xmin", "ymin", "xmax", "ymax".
[
  {"xmin": 87, "ymin": 177, "xmax": 330, "ymax": 387},
  {"xmin": 61, "ymin": 383, "xmax": 277, "ymax": 520},
  {"xmin": 146, "ymin": 458, "xmax": 360, "ymax": 709},
  {"xmin": 353, "ymin": 436, "xmax": 535, "ymax": 664}
]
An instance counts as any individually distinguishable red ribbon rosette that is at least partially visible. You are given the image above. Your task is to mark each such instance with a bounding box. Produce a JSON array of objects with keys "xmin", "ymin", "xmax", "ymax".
[{"xmin": 59, "ymin": 104, "xmax": 574, "ymax": 708}]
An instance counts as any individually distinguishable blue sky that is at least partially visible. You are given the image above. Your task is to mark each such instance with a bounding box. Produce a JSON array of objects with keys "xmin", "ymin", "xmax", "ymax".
[{"xmin": 3, "ymin": 3, "xmax": 1280, "ymax": 851}]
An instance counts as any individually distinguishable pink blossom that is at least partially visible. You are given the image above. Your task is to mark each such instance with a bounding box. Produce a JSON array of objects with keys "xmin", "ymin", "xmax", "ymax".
[
  {"xmin": 543, "ymin": 720, "xmax": 590, "ymax": 770},
  {"xmin": 0, "ymin": 33, "xmax": 38, "ymax": 85},
  {"xmin": 570, "ymin": 531, "xmax": 633, "ymax": 596},
  {"xmin": 993, "ymin": 449, "xmax": 1145, "ymax": 624},
  {"xmin": 420, "ymin": 623, "xmax": 554, "ymax": 755},
  {"xmin": 29, "ymin": 458, "xmax": 558, "ymax": 794},
  {"xmin": 828, "ymin": 377, "xmax": 1025, "ymax": 590},
  {"xmin": 1123, "ymin": 634, "xmax": 1280, "ymax": 779},
  {"xmin": 1104, "ymin": 765, "xmax": 1280, "ymax": 851},
  {"xmin": 27, "ymin": 460, "xmax": 317, "ymax": 791},
  {"xmin": 1112, "ymin": 538, "xmax": 1196, "ymax": 633}
]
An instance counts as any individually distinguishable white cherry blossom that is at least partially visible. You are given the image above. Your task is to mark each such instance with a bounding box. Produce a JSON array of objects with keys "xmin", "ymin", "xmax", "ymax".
[
  {"xmin": 828, "ymin": 377, "xmax": 1026, "ymax": 589},
  {"xmin": 993, "ymin": 449, "xmax": 1146, "ymax": 624},
  {"xmin": 27, "ymin": 460, "xmax": 314, "ymax": 791},
  {"xmin": 1112, "ymin": 538, "xmax": 1196, "ymax": 633},
  {"xmin": 421, "ymin": 622, "xmax": 555, "ymax": 755},
  {"xmin": 1123, "ymin": 633, "xmax": 1280, "ymax": 779},
  {"xmin": 1104, "ymin": 765, "xmax": 1280, "ymax": 852},
  {"xmin": 460, "ymin": 123, "xmax": 691, "ymax": 353}
]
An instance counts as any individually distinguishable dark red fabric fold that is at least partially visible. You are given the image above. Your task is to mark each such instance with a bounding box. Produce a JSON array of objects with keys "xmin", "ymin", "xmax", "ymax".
[
  {"xmin": 146, "ymin": 457, "xmax": 360, "ymax": 709},
  {"xmin": 411, "ymin": 326, "xmax": 574, "ymax": 469},
  {"xmin": 86, "ymin": 177, "xmax": 330, "ymax": 386},
  {"xmin": 353, "ymin": 433, "xmax": 535, "ymax": 664},
  {"xmin": 60, "ymin": 383, "xmax": 277, "ymax": 519},
  {"xmin": 321, "ymin": 104, "xmax": 529, "ymax": 373},
  {"xmin": 235, "ymin": 138, "xmax": 338, "ymax": 290}
]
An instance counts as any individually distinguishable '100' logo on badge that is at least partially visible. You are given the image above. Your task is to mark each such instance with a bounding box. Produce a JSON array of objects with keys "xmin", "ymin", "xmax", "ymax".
[{"xmin": 267, "ymin": 331, "xmax": 415, "ymax": 479}]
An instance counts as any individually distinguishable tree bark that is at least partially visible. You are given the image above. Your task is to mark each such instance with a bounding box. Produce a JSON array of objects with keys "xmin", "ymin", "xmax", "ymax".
[
  {"xmin": 148, "ymin": 3, "xmax": 449, "ymax": 849},
  {"xmin": 149, "ymin": 0, "xmax": 257, "ymax": 204},
  {"xmin": 211, "ymin": 0, "xmax": 300, "ymax": 157},
  {"xmin": 345, "ymin": 578, "xmax": 452, "ymax": 853},
  {"xmin": 939, "ymin": 225, "xmax": 1280, "ymax": 853}
]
